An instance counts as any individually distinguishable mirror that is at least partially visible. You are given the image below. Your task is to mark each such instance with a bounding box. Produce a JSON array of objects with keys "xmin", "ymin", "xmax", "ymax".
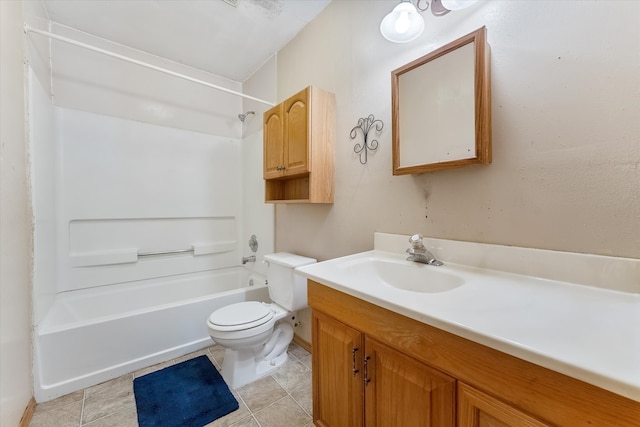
[{"xmin": 392, "ymin": 27, "xmax": 491, "ymax": 175}]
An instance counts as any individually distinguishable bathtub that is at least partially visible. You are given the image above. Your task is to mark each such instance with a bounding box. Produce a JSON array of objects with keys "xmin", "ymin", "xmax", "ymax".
[{"xmin": 34, "ymin": 267, "xmax": 270, "ymax": 402}]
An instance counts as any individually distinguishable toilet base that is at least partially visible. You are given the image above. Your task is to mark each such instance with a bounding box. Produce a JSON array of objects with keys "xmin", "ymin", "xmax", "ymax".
[
  {"xmin": 221, "ymin": 347, "xmax": 289, "ymax": 389},
  {"xmin": 220, "ymin": 321, "xmax": 294, "ymax": 389}
]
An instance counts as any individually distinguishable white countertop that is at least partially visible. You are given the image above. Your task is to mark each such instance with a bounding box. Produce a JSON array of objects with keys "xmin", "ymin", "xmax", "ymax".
[{"xmin": 295, "ymin": 233, "xmax": 640, "ymax": 402}]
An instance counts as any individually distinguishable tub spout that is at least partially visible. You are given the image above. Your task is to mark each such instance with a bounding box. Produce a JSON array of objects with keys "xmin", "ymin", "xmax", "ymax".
[{"xmin": 242, "ymin": 255, "xmax": 256, "ymax": 264}]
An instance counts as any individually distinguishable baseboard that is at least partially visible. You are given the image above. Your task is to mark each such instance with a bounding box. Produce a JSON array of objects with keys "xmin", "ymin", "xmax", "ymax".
[
  {"xmin": 19, "ymin": 397, "xmax": 36, "ymax": 427},
  {"xmin": 293, "ymin": 334, "xmax": 312, "ymax": 353}
]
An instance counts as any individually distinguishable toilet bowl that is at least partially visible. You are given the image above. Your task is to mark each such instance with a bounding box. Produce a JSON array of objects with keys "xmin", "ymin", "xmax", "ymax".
[{"xmin": 207, "ymin": 253, "xmax": 316, "ymax": 389}]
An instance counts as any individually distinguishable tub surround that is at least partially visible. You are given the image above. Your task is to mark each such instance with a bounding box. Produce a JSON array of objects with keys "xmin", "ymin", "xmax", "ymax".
[
  {"xmin": 296, "ymin": 232, "xmax": 640, "ymax": 403},
  {"xmin": 34, "ymin": 268, "xmax": 269, "ymax": 402}
]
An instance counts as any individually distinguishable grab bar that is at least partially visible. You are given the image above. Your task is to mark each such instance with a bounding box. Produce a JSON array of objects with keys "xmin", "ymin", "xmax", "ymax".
[{"xmin": 138, "ymin": 248, "xmax": 194, "ymax": 257}]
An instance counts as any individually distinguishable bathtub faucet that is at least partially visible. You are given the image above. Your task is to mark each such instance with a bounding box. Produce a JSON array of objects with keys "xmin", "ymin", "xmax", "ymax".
[{"xmin": 242, "ymin": 255, "xmax": 256, "ymax": 264}]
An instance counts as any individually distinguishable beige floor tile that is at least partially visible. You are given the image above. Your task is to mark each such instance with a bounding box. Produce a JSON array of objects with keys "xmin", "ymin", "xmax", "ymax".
[
  {"xmin": 33, "ymin": 390, "xmax": 84, "ymax": 414},
  {"xmin": 297, "ymin": 353, "xmax": 312, "ymax": 370},
  {"xmin": 134, "ymin": 359, "xmax": 174, "ymax": 378},
  {"xmin": 174, "ymin": 348, "xmax": 209, "ymax": 364},
  {"xmin": 272, "ymin": 358, "xmax": 310, "ymax": 393},
  {"xmin": 236, "ymin": 376, "xmax": 287, "ymax": 412},
  {"xmin": 30, "ymin": 399, "xmax": 83, "ymax": 427},
  {"xmin": 205, "ymin": 389, "xmax": 251, "ymax": 427},
  {"xmin": 253, "ymin": 395, "xmax": 312, "ymax": 427},
  {"xmin": 290, "ymin": 377, "xmax": 313, "ymax": 416},
  {"xmin": 207, "ymin": 352, "xmax": 222, "ymax": 370},
  {"xmin": 82, "ymin": 404, "xmax": 138, "ymax": 427},
  {"xmin": 82, "ymin": 375, "xmax": 135, "ymax": 424},
  {"xmin": 228, "ymin": 416, "xmax": 260, "ymax": 427},
  {"xmin": 288, "ymin": 342, "xmax": 310, "ymax": 360},
  {"xmin": 209, "ymin": 344, "xmax": 226, "ymax": 366},
  {"xmin": 84, "ymin": 374, "xmax": 132, "ymax": 397}
]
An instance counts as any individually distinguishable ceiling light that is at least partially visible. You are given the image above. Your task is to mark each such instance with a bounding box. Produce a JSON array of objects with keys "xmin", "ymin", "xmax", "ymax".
[
  {"xmin": 380, "ymin": 1, "xmax": 425, "ymax": 43},
  {"xmin": 440, "ymin": 0, "xmax": 479, "ymax": 11},
  {"xmin": 380, "ymin": 0, "xmax": 480, "ymax": 43}
]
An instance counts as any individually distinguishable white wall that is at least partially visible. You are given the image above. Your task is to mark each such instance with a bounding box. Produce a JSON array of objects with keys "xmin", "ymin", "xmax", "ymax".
[
  {"xmin": 273, "ymin": 0, "xmax": 640, "ymax": 343},
  {"xmin": 241, "ymin": 55, "xmax": 277, "ymax": 274},
  {"xmin": 241, "ymin": 130, "xmax": 275, "ymax": 275},
  {"xmin": 275, "ymin": 0, "xmax": 640, "ymax": 261},
  {"xmin": 29, "ymin": 68, "xmax": 58, "ymax": 326},
  {"xmin": 0, "ymin": 1, "xmax": 34, "ymax": 425},
  {"xmin": 55, "ymin": 109, "xmax": 243, "ymax": 289}
]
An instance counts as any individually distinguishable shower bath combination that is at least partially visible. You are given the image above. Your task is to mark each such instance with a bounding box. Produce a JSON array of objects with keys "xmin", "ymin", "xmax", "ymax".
[{"xmin": 238, "ymin": 111, "xmax": 255, "ymax": 122}]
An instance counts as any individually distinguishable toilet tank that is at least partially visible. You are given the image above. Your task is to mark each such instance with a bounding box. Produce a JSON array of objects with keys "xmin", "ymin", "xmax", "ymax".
[{"xmin": 264, "ymin": 253, "xmax": 316, "ymax": 311}]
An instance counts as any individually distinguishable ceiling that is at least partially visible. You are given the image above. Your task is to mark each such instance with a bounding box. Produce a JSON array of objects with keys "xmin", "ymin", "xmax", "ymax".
[{"xmin": 43, "ymin": 0, "xmax": 332, "ymax": 82}]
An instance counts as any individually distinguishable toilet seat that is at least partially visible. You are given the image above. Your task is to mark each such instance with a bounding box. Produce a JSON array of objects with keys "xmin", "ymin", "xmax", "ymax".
[{"xmin": 208, "ymin": 301, "xmax": 274, "ymax": 332}]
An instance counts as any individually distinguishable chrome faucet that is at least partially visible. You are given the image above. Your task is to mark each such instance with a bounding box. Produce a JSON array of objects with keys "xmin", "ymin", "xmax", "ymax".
[
  {"xmin": 242, "ymin": 255, "xmax": 256, "ymax": 264},
  {"xmin": 406, "ymin": 234, "xmax": 443, "ymax": 266}
]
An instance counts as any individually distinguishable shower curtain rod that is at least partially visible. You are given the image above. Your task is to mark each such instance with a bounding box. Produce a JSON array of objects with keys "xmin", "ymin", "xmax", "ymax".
[{"xmin": 24, "ymin": 24, "xmax": 276, "ymax": 107}]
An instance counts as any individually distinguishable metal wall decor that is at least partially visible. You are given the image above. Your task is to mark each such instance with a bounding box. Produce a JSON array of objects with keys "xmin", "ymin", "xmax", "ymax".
[{"xmin": 349, "ymin": 114, "xmax": 384, "ymax": 165}]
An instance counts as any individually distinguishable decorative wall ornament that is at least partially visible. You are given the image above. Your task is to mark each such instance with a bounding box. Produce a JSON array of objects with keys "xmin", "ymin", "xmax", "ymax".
[{"xmin": 349, "ymin": 114, "xmax": 384, "ymax": 165}]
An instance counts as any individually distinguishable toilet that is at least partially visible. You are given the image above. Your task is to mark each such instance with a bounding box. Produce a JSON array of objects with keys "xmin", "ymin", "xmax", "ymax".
[{"xmin": 206, "ymin": 252, "xmax": 316, "ymax": 389}]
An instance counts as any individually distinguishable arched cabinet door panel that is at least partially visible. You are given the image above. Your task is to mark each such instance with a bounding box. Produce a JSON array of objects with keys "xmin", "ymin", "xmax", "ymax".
[
  {"xmin": 263, "ymin": 103, "xmax": 284, "ymax": 179},
  {"xmin": 283, "ymin": 89, "xmax": 310, "ymax": 177}
]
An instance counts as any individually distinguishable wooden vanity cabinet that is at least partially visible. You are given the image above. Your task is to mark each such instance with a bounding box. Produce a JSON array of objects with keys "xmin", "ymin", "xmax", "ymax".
[
  {"xmin": 308, "ymin": 280, "xmax": 640, "ymax": 427},
  {"xmin": 364, "ymin": 336, "xmax": 456, "ymax": 427},
  {"xmin": 312, "ymin": 310, "xmax": 455, "ymax": 427},
  {"xmin": 312, "ymin": 311, "xmax": 363, "ymax": 427},
  {"xmin": 263, "ymin": 86, "xmax": 335, "ymax": 203},
  {"xmin": 457, "ymin": 383, "xmax": 550, "ymax": 427}
]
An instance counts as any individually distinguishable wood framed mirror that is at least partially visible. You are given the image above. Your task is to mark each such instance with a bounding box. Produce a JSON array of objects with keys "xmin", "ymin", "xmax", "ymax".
[{"xmin": 392, "ymin": 27, "xmax": 491, "ymax": 175}]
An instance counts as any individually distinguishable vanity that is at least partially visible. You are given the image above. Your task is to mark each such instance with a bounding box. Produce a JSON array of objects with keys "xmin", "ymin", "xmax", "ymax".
[{"xmin": 296, "ymin": 233, "xmax": 640, "ymax": 426}]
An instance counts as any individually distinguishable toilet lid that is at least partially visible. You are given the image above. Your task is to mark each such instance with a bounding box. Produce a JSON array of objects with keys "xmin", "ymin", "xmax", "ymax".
[{"xmin": 208, "ymin": 301, "xmax": 274, "ymax": 331}]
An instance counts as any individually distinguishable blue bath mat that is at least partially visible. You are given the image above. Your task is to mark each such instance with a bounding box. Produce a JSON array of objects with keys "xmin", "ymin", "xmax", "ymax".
[{"xmin": 133, "ymin": 355, "xmax": 238, "ymax": 427}]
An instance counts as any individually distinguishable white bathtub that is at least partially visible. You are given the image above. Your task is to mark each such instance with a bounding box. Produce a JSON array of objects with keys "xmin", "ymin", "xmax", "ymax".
[{"xmin": 34, "ymin": 267, "xmax": 270, "ymax": 402}]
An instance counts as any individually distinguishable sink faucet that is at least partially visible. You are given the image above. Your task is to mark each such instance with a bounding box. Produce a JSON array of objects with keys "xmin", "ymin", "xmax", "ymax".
[
  {"xmin": 406, "ymin": 234, "xmax": 443, "ymax": 266},
  {"xmin": 242, "ymin": 255, "xmax": 256, "ymax": 264}
]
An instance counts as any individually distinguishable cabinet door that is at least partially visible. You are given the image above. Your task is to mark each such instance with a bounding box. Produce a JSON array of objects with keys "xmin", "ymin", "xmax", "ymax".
[
  {"xmin": 263, "ymin": 103, "xmax": 284, "ymax": 179},
  {"xmin": 283, "ymin": 87, "xmax": 310, "ymax": 177},
  {"xmin": 458, "ymin": 383, "xmax": 551, "ymax": 427},
  {"xmin": 364, "ymin": 337, "xmax": 455, "ymax": 427},
  {"xmin": 312, "ymin": 311, "xmax": 364, "ymax": 427}
]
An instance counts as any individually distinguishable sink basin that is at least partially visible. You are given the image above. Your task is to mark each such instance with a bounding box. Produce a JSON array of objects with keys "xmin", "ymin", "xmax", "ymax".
[{"xmin": 338, "ymin": 257, "xmax": 464, "ymax": 293}]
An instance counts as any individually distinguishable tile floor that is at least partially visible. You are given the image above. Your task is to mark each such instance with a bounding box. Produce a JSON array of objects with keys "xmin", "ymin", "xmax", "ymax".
[{"xmin": 30, "ymin": 342, "xmax": 314, "ymax": 427}]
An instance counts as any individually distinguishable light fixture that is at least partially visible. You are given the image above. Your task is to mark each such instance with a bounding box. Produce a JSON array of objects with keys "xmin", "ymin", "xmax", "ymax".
[
  {"xmin": 380, "ymin": 0, "xmax": 480, "ymax": 43},
  {"xmin": 380, "ymin": 0, "xmax": 425, "ymax": 43},
  {"xmin": 440, "ymin": 0, "xmax": 479, "ymax": 11}
]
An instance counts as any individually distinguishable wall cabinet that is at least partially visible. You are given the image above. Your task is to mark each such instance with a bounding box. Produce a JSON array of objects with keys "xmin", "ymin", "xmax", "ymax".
[
  {"xmin": 312, "ymin": 310, "xmax": 455, "ymax": 427},
  {"xmin": 263, "ymin": 86, "xmax": 335, "ymax": 203},
  {"xmin": 308, "ymin": 280, "xmax": 640, "ymax": 427}
]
